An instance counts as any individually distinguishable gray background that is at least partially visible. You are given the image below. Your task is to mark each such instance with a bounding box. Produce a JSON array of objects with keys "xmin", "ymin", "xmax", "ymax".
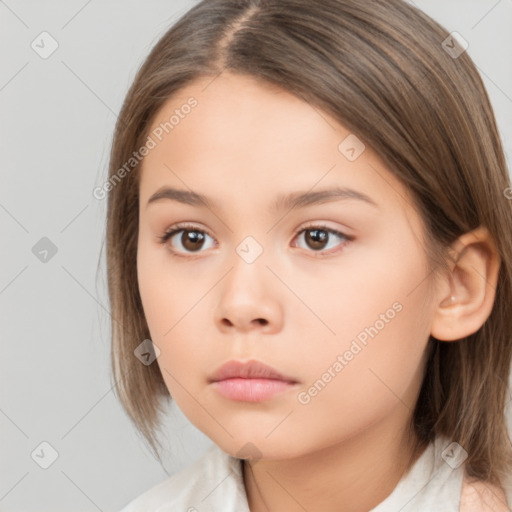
[{"xmin": 1, "ymin": 1, "xmax": 511, "ymax": 511}]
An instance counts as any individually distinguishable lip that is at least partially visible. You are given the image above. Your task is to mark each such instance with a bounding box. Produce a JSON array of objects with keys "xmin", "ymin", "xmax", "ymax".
[
  {"xmin": 209, "ymin": 359, "xmax": 297, "ymax": 382},
  {"xmin": 208, "ymin": 360, "xmax": 299, "ymax": 402}
]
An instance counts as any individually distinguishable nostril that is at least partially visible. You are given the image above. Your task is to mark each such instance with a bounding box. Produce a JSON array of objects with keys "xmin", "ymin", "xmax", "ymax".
[{"xmin": 220, "ymin": 318, "xmax": 268, "ymax": 327}]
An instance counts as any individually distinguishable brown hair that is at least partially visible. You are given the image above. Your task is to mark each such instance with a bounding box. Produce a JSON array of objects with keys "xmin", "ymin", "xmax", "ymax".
[{"xmin": 104, "ymin": 0, "xmax": 512, "ymax": 490}]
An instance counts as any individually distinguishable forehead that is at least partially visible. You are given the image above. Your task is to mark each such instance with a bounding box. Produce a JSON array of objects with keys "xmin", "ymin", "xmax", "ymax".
[
  {"xmin": 143, "ymin": 72, "xmax": 342, "ymax": 167},
  {"xmin": 139, "ymin": 72, "xmax": 418, "ymax": 223}
]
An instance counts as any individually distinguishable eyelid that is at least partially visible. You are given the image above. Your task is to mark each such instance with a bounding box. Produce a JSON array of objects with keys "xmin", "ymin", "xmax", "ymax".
[
  {"xmin": 160, "ymin": 221, "xmax": 214, "ymax": 240},
  {"xmin": 295, "ymin": 219, "xmax": 352, "ymax": 238}
]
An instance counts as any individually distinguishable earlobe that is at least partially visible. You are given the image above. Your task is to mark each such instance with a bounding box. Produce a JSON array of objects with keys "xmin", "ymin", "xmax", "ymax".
[{"xmin": 430, "ymin": 226, "xmax": 501, "ymax": 342}]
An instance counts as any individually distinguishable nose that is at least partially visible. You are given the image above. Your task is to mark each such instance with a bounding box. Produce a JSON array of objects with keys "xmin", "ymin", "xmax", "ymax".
[{"xmin": 214, "ymin": 252, "xmax": 284, "ymax": 334}]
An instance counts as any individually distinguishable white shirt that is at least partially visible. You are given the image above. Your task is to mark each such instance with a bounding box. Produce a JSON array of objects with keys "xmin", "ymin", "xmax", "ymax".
[{"xmin": 119, "ymin": 434, "xmax": 511, "ymax": 511}]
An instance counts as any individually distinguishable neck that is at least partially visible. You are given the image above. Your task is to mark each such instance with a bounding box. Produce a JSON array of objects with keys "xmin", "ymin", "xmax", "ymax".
[{"xmin": 243, "ymin": 418, "xmax": 427, "ymax": 512}]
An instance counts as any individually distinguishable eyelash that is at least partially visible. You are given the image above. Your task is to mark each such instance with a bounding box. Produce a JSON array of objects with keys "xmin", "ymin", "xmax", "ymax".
[{"xmin": 157, "ymin": 222, "xmax": 353, "ymax": 258}]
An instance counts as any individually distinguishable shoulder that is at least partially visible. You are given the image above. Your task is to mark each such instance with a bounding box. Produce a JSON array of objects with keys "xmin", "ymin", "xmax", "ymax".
[
  {"xmin": 119, "ymin": 444, "xmax": 246, "ymax": 512},
  {"xmin": 459, "ymin": 471, "xmax": 510, "ymax": 512}
]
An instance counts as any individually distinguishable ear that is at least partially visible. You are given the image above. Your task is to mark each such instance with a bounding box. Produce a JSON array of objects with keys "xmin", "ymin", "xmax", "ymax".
[{"xmin": 430, "ymin": 226, "xmax": 501, "ymax": 342}]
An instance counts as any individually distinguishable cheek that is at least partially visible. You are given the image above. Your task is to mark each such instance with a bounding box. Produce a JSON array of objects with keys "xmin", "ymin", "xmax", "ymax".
[
  {"xmin": 291, "ymin": 298, "xmax": 431, "ymax": 452},
  {"xmin": 296, "ymin": 231, "xmax": 431, "ymax": 355},
  {"xmin": 136, "ymin": 237, "xmax": 211, "ymax": 398},
  {"xmin": 137, "ymin": 231, "xmax": 191, "ymax": 336},
  {"xmin": 293, "ymin": 234, "xmax": 433, "ymax": 411},
  {"xmin": 137, "ymin": 244, "xmax": 167, "ymax": 339}
]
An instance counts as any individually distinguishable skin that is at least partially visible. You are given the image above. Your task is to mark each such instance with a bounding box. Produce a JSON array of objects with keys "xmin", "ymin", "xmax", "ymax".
[{"xmin": 136, "ymin": 72, "xmax": 500, "ymax": 512}]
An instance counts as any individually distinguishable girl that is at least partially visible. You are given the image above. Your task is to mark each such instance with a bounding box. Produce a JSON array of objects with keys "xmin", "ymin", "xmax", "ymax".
[{"xmin": 106, "ymin": 0, "xmax": 512, "ymax": 510}]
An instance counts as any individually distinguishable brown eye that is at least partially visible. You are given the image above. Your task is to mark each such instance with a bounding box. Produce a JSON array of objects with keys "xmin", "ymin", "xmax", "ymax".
[
  {"xmin": 294, "ymin": 225, "xmax": 349, "ymax": 253},
  {"xmin": 160, "ymin": 226, "xmax": 215, "ymax": 254},
  {"xmin": 304, "ymin": 229, "xmax": 329, "ymax": 250},
  {"xmin": 180, "ymin": 230, "xmax": 205, "ymax": 251}
]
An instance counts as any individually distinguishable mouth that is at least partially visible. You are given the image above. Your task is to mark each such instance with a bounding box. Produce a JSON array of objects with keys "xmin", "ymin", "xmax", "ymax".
[{"xmin": 208, "ymin": 359, "xmax": 299, "ymax": 402}]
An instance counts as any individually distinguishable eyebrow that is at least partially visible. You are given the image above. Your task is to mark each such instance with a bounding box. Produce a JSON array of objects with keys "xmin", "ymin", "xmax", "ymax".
[{"xmin": 146, "ymin": 186, "xmax": 380, "ymax": 212}]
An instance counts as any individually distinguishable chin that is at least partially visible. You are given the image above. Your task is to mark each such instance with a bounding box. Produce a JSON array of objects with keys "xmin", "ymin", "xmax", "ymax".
[{"xmin": 208, "ymin": 430, "xmax": 306, "ymax": 462}]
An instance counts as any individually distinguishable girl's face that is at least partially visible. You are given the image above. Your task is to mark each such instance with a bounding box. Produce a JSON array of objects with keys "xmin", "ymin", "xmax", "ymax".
[{"xmin": 137, "ymin": 72, "xmax": 438, "ymax": 459}]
